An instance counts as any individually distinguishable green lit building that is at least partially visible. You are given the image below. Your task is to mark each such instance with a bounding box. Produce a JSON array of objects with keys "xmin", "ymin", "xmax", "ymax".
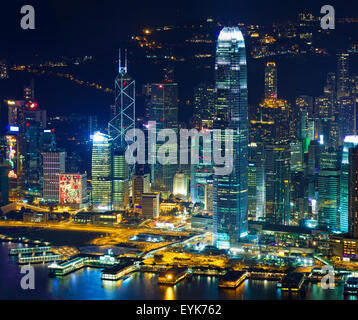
[
  {"xmin": 112, "ymin": 150, "xmax": 129, "ymax": 210},
  {"xmin": 91, "ymin": 132, "xmax": 112, "ymax": 210}
]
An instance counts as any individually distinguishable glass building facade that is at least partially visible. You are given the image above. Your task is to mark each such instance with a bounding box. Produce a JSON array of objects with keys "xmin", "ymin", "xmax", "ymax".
[
  {"xmin": 91, "ymin": 132, "xmax": 112, "ymax": 210},
  {"xmin": 213, "ymin": 27, "xmax": 249, "ymax": 249},
  {"xmin": 149, "ymin": 83, "xmax": 178, "ymax": 194},
  {"xmin": 318, "ymin": 169, "xmax": 340, "ymax": 230},
  {"xmin": 340, "ymin": 136, "xmax": 358, "ymax": 232},
  {"xmin": 112, "ymin": 150, "xmax": 129, "ymax": 210}
]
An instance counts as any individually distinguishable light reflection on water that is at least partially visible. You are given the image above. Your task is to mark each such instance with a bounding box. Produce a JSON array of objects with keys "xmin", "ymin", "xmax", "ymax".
[{"xmin": 0, "ymin": 243, "xmax": 352, "ymax": 300}]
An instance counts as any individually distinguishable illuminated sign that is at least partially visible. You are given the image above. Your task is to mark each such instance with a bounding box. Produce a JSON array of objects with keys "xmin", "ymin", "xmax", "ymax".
[
  {"xmin": 26, "ymin": 101, "xmax": 38, "ymax": 109},
  {"xmin": 8, "ymin": 126, "xmax": 19, "ymax": 132},
  {"xmin": 92, "ymin": 132, "xmax": 110, "ymax": 143},
  {"xmin": 59, "ymin": 174, "xmax": 83, "ymax": 204},
  {"xmin": 5, "ymin": 135, "xmax": 17, "ymax": 179},
  {"xmin": 319, "ymin": 135, "xmax": 324, "ymax": 145}
]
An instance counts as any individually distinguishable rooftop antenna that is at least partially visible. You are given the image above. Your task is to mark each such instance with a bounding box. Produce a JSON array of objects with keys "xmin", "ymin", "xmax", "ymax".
[
  {"xmin": 125, "ymin": 48, "xmax": 128, "ymax": 72},
  {"xmin": 118, "ymin": 48, "xmax": 121, "ymax": 73},
  {"xmin": 118, "ymin": 48, "xmax": 127, "ymax": 74}
]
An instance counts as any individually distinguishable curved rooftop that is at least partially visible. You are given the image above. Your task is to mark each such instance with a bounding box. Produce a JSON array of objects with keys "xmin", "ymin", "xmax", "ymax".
[
  {"xmin": 218, "ymin": 27, "xmax": 244, "ymax": 42},
  {"xmin": 344, "ymin": 135, "xmax": 358, "ymax": 144}
]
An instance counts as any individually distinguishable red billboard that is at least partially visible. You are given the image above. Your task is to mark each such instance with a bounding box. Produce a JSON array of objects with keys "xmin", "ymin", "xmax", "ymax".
[{"xmin": 59, "ymin": 174, "xmax": 82, "ymax": 204}]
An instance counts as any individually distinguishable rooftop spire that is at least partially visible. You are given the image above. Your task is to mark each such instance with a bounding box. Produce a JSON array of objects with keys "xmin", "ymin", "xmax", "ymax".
[{"xmin": 118, "ymin": 48, "xmax": 127, "ymax": 74}]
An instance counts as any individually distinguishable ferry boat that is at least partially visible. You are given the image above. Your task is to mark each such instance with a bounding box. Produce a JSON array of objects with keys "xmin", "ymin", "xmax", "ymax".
[
  {"xmin": 158, "ymin": 267, "xmax": 188, "ymax": 285},
  {"xmin": 344, "ymin": 277, "xmax": 358, "ymax": 295},
  {"xmin": 280, "ymin": 272, "xmax": 305, "ymax": 292},
  {"xmin": 218, "ymin": 271, "xmax": 248, "ymax": 289}
]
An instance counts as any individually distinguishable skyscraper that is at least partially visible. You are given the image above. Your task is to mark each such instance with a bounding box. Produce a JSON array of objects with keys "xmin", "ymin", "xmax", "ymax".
[
  {"xmin": 296, "ymin": 96, "xmax": 314, "ymax": 151},
  {"xmin": 91, "ymin": 132, "xmax": 112, "ymax": 210},
  {"xmin": 318, "ymin": 169, "xmax": 340, "ymax": 230},
  {"xmin": 324, "ymin": 72, "xmax": 337, "ymax": 114},
  {"xmin": 190, "ymin": 129, "xmax": 214, "ymax": 205},
  {"xmin": 149, "ymin": 82, "xmax": 179, "ymax": 194},
  {"xmin": 42, "ymin": 151, "xmax": 66, "ymax": 203},
  {"xmin": 290, "ymin": 141, "xmax": 303, "ymax": 172},
  {"xmin": 248, "ymin": 144, "xmax": 257, "ymax": 220},
  {"xmin": 112, "ymin": 150, "xmax": 129, "ymax": 210},
  {"xmin": 193, "ymin": 82, "xmax": 216, "ymax": 126},
  {"xmin": 108, "ymin": 50, "xmax": 135, "ymax": 209},
  {"xmin": 108, "ymin": 49, "xmax": 135, "ymax": 180},
  {"xmin": 21, "ymin": 127, "xmax": 55, "ymax": 199},
  {"xmin": 340, "ymin": 136, "xmax": 358, "ymax": 232},
  {"xmin": 337, "ymin": 52, "xmax": 350, "ymax": 100},
  {"xmin": 213, "ymin": 27, "xmax": 249, "ymax": 248},
  {"xmin": 142, "ymin": 193, "xmax": 160, "ymax": 219},
  {"xmin": 349, "ymin": 145, "xmax": 358, "ymax": 238},
  {"xmin": 264, "ymin": 143, "xmax": 291, "ymax": 225},
  {"xmin": 338, "ymin": 96, "xmax": 356, "ymax": 138},
  {"xmin": 0, "ymin": 161, "xmax": 9, "ymax": 206},
  {"xmin": 173, "ymin": 172, "xmax": 188, "ymax": 199},
  {"xmin": 264, "ymin": 62, "xmax": 277, "ymax": 99},
  {"xmin": 132, "ymin": 174, "xmax": 147, "ymax": 214},
  {"xmin": 258, "ymin": 98, "xmax": 290, "ymax": 142},
  {"xmin": 150, "ymin": 83, "xmax": 178, "ymax": 131}
]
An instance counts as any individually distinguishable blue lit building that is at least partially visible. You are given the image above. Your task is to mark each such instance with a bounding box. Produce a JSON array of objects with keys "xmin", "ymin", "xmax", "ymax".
[
  {"xmin": 340, "ymin": 136, "xmax": 358, "ymax": 232},
  {"xmin": 213, "ymin": 27, "xmax": 249, "ymax": 249},
  {"xmin": 318, "ymin": 169, "xmax": 340, "ymax": 230}
]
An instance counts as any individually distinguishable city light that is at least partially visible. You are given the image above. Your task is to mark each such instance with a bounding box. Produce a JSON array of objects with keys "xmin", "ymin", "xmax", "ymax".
[{"xmin": 1, "ymin": 2, "xmax": 358, "ymax": 304}]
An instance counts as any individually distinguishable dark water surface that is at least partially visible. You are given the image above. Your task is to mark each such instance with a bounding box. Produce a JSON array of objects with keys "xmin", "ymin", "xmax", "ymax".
[{"xmin": 0, "ymin": 243, "xmax": 352, "ymax": 300}]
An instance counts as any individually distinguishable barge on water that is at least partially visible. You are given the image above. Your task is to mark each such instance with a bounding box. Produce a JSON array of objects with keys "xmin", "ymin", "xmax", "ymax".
[
  {"xmin": 158, "ymin": 267, "xmax": 188, "ymax": 285},
  {"xmin": 280, "ymin": 272, "xmax": 305, "ymax": 292},
  {"xmin": 218, "ymin": 271, "xmax": 248, "ymax": 289}
]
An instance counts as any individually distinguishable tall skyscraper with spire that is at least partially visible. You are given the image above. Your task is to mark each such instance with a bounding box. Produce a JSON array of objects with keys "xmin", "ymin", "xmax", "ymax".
[
  {"xmin": 213, "ymin": 27, "xmax": 249, "ymax": 249},
  {"xmin": 108, "ymin": 49, "xmax": 134, "ymax": 209},
  {"xmin": 109, "ymin": 49, "xmax": 135, "ymax": 152}
]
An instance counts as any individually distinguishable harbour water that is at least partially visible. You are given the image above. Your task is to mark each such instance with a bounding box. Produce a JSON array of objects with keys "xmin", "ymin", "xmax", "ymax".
[{"xmin": 0, "ymin": 242, "xmax": 354, "ymax": 300}]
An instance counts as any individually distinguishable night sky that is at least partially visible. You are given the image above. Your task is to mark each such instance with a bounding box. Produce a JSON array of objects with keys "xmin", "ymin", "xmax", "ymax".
[
  {"xmin": 1, "ymin": 0, "xmax": 358, "ymax": 125},
  {"xmin": 0, "ymin": 0, "xmax": 356, "ymax": 57}
]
